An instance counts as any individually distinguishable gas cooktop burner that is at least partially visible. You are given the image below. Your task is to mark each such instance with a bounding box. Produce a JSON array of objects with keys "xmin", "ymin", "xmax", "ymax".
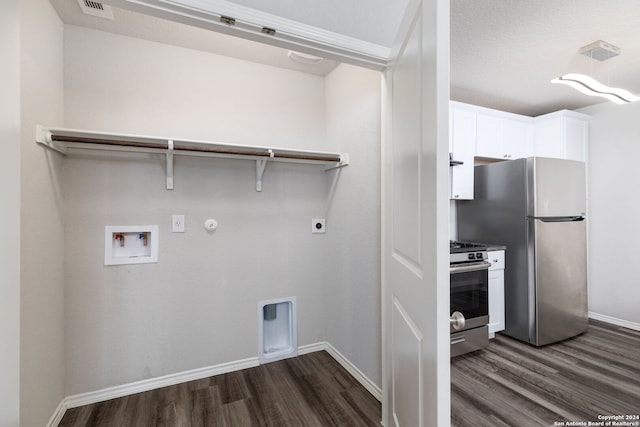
[{"xmin": 449, "ymin": 240, "xmax": 487, "ymax": 253}]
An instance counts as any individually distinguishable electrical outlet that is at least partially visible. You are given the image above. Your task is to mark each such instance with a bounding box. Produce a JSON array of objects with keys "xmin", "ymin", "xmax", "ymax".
[
  {"xmin": 311, "ymin": 218, "xmax": 326, "ymax": 234},
  {"xmin": 172, "ymin": 214, "xmax": 185, "ymax": 233}
]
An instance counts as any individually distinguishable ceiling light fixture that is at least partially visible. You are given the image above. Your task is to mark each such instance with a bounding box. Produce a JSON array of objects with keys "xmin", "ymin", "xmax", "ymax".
[
  {"xmin": 551, "ymin": 40, "xmax": 639, "ymax": 104},
  {"xmin": 551, "ymin": 73, "xmax": 640, "ymax": 105},
  {"xmin": 287, "ymin": 51, "xmax": 323, "ymax": 65}
]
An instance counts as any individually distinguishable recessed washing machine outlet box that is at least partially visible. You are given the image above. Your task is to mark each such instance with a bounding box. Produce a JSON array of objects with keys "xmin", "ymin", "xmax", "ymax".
[{"xmin": 105, "ymin": 225, "xmax": 159, "ymax": 266}]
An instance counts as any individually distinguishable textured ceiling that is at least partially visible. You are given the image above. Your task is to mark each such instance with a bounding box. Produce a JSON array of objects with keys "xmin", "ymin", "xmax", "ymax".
[
  {"xmin": 451, "ymin": 0, "xmax": 640, "ymax": 116},
  {"xmin": 51, "ymin": 0, "xmax": 640, "ymax": 116}
]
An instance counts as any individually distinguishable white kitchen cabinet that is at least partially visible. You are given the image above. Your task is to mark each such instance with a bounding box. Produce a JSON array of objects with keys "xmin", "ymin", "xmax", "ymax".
[
  {"xmin": 476, "ymin": 113, "xmax": 533, "ymax": 160},
  {"xmin": 503, "ymin": 119, "xmax": 534, "ymax": 159},
  {"xmin": 533, "ymin": 110, "xmax": 589, "ymax": 162},
  {"xmin": 475, "ymin": 114, "xmax": 503, "ymax": 158},
  {"xmin": 487, "ymin": 249, "xmax": 505, "ymax": 337},
  {"xmin": 449, "ymin": 107, "xmax": 476, "ymax": 200}
]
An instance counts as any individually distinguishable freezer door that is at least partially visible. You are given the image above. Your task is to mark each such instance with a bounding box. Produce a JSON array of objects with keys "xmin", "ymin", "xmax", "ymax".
[
  {"xmin": 532, "ymin": 218, "xmax": 588, "ymax": 345},
  {"xmin": 528, "ymin": 157, "xmax": 586, "ymax": 217}
]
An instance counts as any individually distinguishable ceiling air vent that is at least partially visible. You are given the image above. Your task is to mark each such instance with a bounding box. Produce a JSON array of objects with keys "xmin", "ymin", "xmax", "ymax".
[{"xmin": 77, "ymin": 0, "xmax": 114, "ymax": 20}]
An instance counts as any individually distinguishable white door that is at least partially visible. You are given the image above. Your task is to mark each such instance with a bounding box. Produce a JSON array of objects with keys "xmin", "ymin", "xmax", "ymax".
[{"xmin": 382, "ymin": 0, "xmax": 450, "ymax": 425}]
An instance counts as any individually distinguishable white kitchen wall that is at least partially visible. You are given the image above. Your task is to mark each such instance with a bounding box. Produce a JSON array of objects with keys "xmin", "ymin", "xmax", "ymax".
[
  {"xmin": 61, "ymin": 25, "xmax": 361, "ymax": 395},
  {"xmin": 325, "ymin": 64, "xmax": 382, "ymax": 387},
  {"xmin": 19, "ymin": 0, "xmax": 66, "ymax": 425},
  {"xmin": 578, "ymin": 101, "xmax": 640, "ymax": 328},
  {"xmin": 0, "ymin": 2, "xmax": 21, "ymax": 426}
]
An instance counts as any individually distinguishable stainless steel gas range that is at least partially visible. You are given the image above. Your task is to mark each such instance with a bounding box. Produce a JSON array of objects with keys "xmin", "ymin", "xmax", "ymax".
[{"xmin": 450, "ymin": 241, "xmax": 490, "ymax": 357}]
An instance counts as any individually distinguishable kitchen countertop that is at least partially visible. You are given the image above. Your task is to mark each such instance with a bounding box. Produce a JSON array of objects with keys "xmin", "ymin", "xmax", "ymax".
[
  {"xmin": 451, "ymin": 240, "xmax": 506, "ymax": 252},
  {"xmin": 485, "ymin": 244, "xmax": 507, "ymax": 252}
]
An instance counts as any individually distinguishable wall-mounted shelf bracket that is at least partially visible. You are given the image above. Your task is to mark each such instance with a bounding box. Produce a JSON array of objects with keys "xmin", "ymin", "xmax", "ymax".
[
  {"xmin": 325, "ymin": 153, "xmax": 350, "ymax": 171},
  {"xmin": 35, "ymin": 125, "xmax": 349, "ymax": 192},
  {"xmin": 166, "ymin": 140, "xmax": 174, "ymax": 190},
  {"xmin": 255, "ymin": 151, "xmax": 272, "ymax": 192}
]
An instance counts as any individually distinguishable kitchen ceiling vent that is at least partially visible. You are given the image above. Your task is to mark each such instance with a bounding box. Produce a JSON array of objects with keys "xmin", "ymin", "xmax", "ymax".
[{"xmin": 77, "ymin": 0, "xmax": 114, "ymax": 20}]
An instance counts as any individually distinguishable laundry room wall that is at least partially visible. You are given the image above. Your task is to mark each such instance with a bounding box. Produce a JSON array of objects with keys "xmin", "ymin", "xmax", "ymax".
[
  {"xmin": 1, "ymin": 2, "xmax": 21, "ymax": 426},
  {"xmin": 325, "ymin": 63, "xmax": 382, "ymax": 389},
  {"xmin": 62, "ymin": 25, "xmax": 333, "ymax": 395},
  {"xmin": 19, "ymin": 0, "xmax": 66, "ymax": 425}
]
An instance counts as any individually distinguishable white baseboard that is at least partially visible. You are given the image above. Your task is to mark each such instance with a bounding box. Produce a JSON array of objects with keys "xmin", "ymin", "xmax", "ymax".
[
  {"xmin": 46, "ymin": 400, "xmax": 66, "ymax": 427},
  {"xmin": 589, "ymin": 312, "xmax": 640, "ymax": 331},
  {"xmin": 323, "ymin": 342, "xmax": 382, "ymax": 401},
  {"xmin": 63, "ymin": 355, "xmax": 261, "ymax": 410},
  {"xmin": 49, "ymin": 341, "xmax": 381, "ymax": 426}
]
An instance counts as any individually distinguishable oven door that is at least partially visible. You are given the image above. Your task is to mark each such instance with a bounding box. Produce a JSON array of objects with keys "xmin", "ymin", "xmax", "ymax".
[{"xmin": 450, "ymin": 261, "xmax": 490, "ymax": 332}]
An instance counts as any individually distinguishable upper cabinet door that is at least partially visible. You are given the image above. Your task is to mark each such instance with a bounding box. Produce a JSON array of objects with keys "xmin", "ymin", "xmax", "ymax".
[
  {"xmin": 450, "ymin": 108, "xmax": 476, "ymax": 200},
  {"xmin": 533, "ymin": 111, "xmax": 589, "ymax": 162},
  {"xmin": 534, "ymin": 118, "xmax": 563, "ymax": 158},
  {"xmin": 476, "ymin": 113, "xmax": 533, "ymax": 160},
  {"xmin": 476, "ymin": 114, "xmax": 503, "ymax": 159},
  {"xmin": 563, "ymin": 117, "xmax": 588, "ymax": 162},
  {"xmin": 503, "ymin": 119, "xmax": 533, "ymax": 159}
]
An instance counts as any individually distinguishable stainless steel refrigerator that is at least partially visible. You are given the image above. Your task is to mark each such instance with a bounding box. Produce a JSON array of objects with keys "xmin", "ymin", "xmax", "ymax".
[{"xmin": 457, "ymin": 157, "xmax": 588, "ymax": 346}]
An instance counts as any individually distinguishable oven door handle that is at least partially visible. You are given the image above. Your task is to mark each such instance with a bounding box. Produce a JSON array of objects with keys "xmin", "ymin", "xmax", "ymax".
[
  {"xmin": 449, "ymin": 261, "xmax": 491, "ymax": 274},
  {"xmin": 450, "ymin": 336, "xmax": 466, "ymax": 345}
]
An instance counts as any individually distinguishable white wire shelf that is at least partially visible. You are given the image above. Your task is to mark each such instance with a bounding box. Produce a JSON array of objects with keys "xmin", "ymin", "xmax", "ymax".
[{"xmin": 36, "ymin": 125, "xmax": 349, "ymax": 191}]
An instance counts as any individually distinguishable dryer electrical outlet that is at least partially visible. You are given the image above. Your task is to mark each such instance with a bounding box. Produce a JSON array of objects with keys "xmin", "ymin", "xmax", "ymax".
[{"xmin": 311, "ymin": 218, "xmax": 326, "ymax": 234}]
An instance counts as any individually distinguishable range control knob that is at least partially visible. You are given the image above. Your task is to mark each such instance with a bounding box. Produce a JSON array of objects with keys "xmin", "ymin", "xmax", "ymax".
[{"xmin": 450, "ymin": 311, "xmax": 466, "ymax": 331}]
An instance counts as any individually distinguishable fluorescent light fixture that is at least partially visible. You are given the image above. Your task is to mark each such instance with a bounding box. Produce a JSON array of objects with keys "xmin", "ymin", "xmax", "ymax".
[
  {"xmin": 551, "ymin": 73, "xmax": 640, "ymax": 104},
  {"xmin": 287, "ymin": 50, "xmax": 323, "ymax": 65}
]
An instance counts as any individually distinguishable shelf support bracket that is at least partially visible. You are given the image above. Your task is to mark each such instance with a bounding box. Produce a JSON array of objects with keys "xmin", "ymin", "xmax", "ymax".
[
  {"xmin": 325, "ymin": 153, "xmax": 350, "ymax": 171},
  {"xmin": 255, "ymin": 153, "xmax": 270, "ymax": 192},
  {"xmin": 166, "ymin": 140, "xmax": 174, "ymax": 190},
  {"xmin": 35, "ymin": 125, "xmax": 67, "ymax": 155}
]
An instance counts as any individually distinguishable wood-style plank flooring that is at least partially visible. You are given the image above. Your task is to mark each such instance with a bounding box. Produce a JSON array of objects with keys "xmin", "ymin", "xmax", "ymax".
[
  {"xmin": 60, "ymin": 320, "xmax": 639, "ymax": 426},
  {"xmin": 451, "ymin": 319, "xmax": 640, "ymax": 427},
  {"xmin": 59, "ymin": 351, "xmax": 381, "ymax": 426}
]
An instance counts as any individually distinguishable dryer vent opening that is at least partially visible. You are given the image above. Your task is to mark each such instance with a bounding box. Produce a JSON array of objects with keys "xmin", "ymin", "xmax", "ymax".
[{"xmin": 259, "ymin": 297, "xmax": 297, "ymax": 363}]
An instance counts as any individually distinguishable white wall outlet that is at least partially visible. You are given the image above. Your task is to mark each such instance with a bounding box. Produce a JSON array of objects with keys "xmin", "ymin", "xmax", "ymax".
[
  {"xmin": 311, "ymin": 218, "xmax": 326, "ymax": 234},
  {"xmin": 172, "ymin": 214, "xmax": 185, "ymax": 233}
]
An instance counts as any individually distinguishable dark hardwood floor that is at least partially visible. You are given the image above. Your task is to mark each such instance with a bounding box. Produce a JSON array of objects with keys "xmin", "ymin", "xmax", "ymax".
[
  {"xmin": 451, "ymin": 319, "xmax": 640, "ymax": 427},
  {"xmin": 60, "ymin": 320, "xmax": 639, "ymax": 427},
  {"xmin": 59, "ymin": 351, "xmax": 381, "ymax": 426}
]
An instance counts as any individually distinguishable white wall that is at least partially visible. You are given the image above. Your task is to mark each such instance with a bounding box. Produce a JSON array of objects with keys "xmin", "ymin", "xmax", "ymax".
[
  {"xmin": 325, "ymin": 64, "xmax": 382, "ymax": 386},
  {"xmin": 62, "ymin": 26, "xmax": 334, "ymax": 394},
  {"xmin": 0, "ymin": 2, "xmax": 21, "ymax": 426},
  {"xmin": 578, "ymin": 101, "xmax": 640, "ymax": 327},
  {"xmin": 19, "ymin": 0, "xmax": 67, "ymax": 425},
  {"xmin": 63, "ymin": 27, "xmax": 325, "ymax": 148}
]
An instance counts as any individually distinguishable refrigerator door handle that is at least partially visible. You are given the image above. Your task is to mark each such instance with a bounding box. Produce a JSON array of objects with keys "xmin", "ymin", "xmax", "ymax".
[{"xmin": 528, "ymin": 216, "xmax": 585, "ymax": 222}]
